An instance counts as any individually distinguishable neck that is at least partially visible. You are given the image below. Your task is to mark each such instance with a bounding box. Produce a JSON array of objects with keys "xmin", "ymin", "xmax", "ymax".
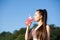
[
  {"xmin": 34, "ymin": 20, "xmax": 43, "ymax": 31},
  {"xmin": 38, "ymin": 20, "xmax": 43, "ymax": 26}
]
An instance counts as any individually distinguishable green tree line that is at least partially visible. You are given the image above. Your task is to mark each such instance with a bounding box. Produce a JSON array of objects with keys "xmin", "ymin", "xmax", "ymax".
[{"xmin": 0, "ymin": 24, "xmax": 60, "ymax": 40}]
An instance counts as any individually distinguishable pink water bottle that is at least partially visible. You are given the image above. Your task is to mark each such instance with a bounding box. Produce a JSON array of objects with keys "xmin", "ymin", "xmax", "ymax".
[{"xmin": 25, "ymin": 16, "xmax": 33, "ymax": 27}]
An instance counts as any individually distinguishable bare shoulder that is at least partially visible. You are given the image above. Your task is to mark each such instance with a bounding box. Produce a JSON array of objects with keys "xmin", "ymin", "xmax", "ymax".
[
  {"xmin": 46, "ymin": 25, "xmax": 50, "ymax": 40},
  {"xmin": 46, "ymin": 25, "xmax": 50, "ymax": 31},
  {"xmin": 46, "ymin": 25, "xmax": 50, "ymax": 29}
]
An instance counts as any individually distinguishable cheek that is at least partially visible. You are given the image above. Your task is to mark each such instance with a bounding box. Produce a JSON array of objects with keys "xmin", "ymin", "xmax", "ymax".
[{"xmin": 34, "ymin": 16, "xmax": 40, "ymax": 21}]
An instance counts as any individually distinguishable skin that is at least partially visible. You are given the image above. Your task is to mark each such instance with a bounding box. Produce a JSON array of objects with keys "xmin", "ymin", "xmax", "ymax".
[{"xmin": 25, "ymin": 11, "xmax": 50, "ymax": 40}]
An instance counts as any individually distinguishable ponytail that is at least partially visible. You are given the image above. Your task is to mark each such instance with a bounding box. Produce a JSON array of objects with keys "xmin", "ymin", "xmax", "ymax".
[
  {"xmin": 43, "ymin": 9, "xmax": 47, "ymax": 40},
  {"xmin": 43, "ymin": 9, "xmax": 47, "ymax": 30}
]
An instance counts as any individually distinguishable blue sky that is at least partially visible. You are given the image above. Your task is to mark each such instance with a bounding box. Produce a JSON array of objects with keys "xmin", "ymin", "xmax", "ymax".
[{"xmin": 0, "ymin": 0, "xmax": 60, "ymax": 33}]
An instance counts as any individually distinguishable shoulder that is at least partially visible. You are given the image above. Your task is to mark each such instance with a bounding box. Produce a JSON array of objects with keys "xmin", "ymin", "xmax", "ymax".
[
  {"xmin": 46, "ymin": 25, "xmax": 50, "ymax": 32},
  {"xmin": 46, "ymin": 25, "xmax": 50, "ymax": 29}
]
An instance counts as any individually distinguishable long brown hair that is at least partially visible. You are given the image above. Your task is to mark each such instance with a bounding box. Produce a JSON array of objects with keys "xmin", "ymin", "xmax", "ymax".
[{"xmin": 36, "ymin": 9, "xmax": 47, "ymax": 40}]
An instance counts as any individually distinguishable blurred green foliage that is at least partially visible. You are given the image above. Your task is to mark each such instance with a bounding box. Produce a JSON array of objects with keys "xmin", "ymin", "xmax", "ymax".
[{"xmin": 0, "ymin": 24, "xmax": 60, "ymax": 40}]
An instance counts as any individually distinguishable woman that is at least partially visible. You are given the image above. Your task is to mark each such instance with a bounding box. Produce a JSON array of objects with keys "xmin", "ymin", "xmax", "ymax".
[{"xmin": 25, "ymin": 9, "xmax": 50, "ymax": 40}]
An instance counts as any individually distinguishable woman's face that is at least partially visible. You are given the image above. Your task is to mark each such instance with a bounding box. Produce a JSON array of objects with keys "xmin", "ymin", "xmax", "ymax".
[{"xmin": 34, "ymin": 11, "xmax": 42, "ymax": 22}]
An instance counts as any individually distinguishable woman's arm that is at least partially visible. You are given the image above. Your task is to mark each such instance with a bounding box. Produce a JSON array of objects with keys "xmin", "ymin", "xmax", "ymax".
[
  {"xmin": 25, "ymin": 18, "xmax": 32, "ymax": 40},
  {"xmin": 25, "ymin": 27, "xmax": 30, "ymax": 40},
  {"xmin": 46, "ymin": 25, "xmax": 50, "ymax": 40}
]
